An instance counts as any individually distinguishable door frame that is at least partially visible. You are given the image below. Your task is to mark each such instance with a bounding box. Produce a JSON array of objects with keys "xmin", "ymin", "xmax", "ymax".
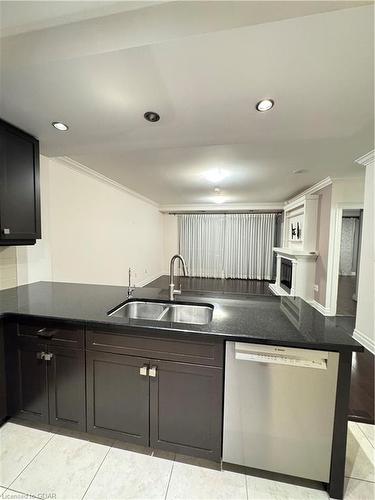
[{"xmin": 325, "ymin": 202, "xmax": 363, "ymax": 316}]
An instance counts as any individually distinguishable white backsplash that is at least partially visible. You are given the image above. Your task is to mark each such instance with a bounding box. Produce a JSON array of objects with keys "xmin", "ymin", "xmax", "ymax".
[{"xmin": 0, "ymin": 247, "xmax": 17, "ymax": 290}]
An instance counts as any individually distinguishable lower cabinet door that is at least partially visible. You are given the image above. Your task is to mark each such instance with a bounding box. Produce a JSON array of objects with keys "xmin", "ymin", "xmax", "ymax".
[
  {"xmin": 47, "ymin": 346, "xmax": 86, "ymax": 431},
  {"xmin": 14, "ymin": 339, "xmax": 49, "ymax": 424},
  {"xmin": 149, "ymin": 360, "xmax": 223, "ymax": 460},
  {"xmin": 86, "ymin": 351, "xmax": 149, "ymax": 445}
]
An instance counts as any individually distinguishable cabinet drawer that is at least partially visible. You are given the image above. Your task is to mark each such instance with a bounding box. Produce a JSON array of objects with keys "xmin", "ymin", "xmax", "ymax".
[
  {"xmin": 17, "ymin": 319, "xmax": 84, "ymax": 349},
  {"xmin": 86, "ymin": 329, "xmax": 223, "ymax": 367}
]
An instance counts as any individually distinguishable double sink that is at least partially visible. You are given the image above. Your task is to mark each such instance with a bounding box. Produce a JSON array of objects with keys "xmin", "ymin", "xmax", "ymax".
[{"xmin": 108, "ymin": 299, "xmax": 214, "ymax": 325}]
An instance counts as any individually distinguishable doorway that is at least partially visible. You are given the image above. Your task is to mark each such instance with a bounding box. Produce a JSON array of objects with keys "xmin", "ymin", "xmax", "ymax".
[{"xmin": 336, "ymin": 209, "xmax": 362, "ymax": 316}]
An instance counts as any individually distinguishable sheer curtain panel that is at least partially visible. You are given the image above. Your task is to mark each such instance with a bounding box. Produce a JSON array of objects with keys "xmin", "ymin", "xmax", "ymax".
[
  {"xmin": 178, "ymin": 213, "xmax": 276, "ymax": 280},
  {"xmin": 178, "ymin": 214, "xmax": 225, "ymax": 278},
  {"xmin": 224, "ymin": 213, "xmax": 276, "ymax": 280}
]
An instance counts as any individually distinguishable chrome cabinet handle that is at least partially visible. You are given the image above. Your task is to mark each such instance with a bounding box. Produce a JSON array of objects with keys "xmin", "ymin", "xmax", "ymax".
[
  {"xmin": 139, "ymin": 365, "xmax": 148, "ymax": 376},
  {"xmin": 149, "ymin": 366, "xmax": 157, "ymax": 378},
  {"xmin": 36, "ymin": 352, "xmax": 53, "ymax": 361},
  {"xmin": 2, "ymin": 228, "xmax": 10, "ymax": 235}
]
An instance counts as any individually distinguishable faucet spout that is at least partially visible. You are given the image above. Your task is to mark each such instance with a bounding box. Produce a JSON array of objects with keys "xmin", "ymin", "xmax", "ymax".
[{"xmin": 169, "ymin": 254, "xmax": 187, "ymax": 301}]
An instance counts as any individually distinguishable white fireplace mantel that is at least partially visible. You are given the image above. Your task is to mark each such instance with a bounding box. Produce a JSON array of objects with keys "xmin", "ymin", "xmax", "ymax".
[
  {"xmin": 269, "ymin": 248, "xmax": 319, "ymax": 300},
  {"xmin": 273, "ymin": 247, "xmax": 318, "ymax": 259}
]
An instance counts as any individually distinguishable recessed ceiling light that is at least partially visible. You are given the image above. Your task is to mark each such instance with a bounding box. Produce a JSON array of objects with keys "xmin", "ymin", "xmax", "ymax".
[
  {"xmin": 255, "ymin": 99, "xmax": 274, "ymax": 112},
  {"xmin": 204, "ymin": 168, "xmax": 227, "ymax": 183},
  {"xmin": 144, "ymin": 111, "xmax": 160, "ymax": 122},
  {"xmin": 52, "ymin": 121, "xmax": 69, "ymax": 131}
]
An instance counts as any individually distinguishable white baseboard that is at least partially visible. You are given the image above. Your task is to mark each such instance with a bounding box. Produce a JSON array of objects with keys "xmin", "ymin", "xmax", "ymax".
[
  {"xmin": 268, "ymin": 283, "xmax": 289, "ymax": 296},
  {"xmin": 136, "ymin": 272, "xmax": 164, "ymax": 288},
  {"xmin": 307, "ymin": 299, "xmax": 334, "ymax": 316},
  {"xmin": 353, "ymin": 328, "xmax": 375, "ymax": 354}
]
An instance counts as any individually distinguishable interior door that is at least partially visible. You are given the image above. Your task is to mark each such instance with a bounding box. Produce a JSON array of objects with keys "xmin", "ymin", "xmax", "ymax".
[
  {"xmin": 86, "ymin": 351, "xmax": 149, "ymax": 444},
  {"xmin": 149, "ymin": 360, "xmax": 223, "ymax": 460}
]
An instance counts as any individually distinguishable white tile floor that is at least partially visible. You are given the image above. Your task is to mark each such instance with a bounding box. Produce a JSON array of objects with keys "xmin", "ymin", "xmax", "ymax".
[{"xmin": 0, "ymin": 421, "xmax": 374, "ymax": 500}]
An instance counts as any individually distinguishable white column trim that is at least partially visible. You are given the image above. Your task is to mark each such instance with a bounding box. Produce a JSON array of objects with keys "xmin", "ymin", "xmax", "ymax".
[{"xmin": 353, "ymin": 328, "xmax": 375, "ymax": 354}]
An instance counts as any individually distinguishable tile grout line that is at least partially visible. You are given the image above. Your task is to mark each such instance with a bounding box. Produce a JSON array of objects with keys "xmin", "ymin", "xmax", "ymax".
[
  {"xmin": 2, "ymin": 486, "xmax": 40, "ymax": 499},
  {"xmin": 344, "ymin": 476, "xmax": 375, "ymax": 484},
  {"xmin": 164, "ymin": 460, "xmax": 175, "ymax": 500},
  {"xmin": 356, "ymin": 423, "xmax": 375, "ymax": 450},
  {"xmin": 81, "ymin": 445, "xmax": 112, "ymax": 500},
  {"xmin": 244, "ymin": 472, "xmax": 249, "ymax": 500},
  {"xmin": 5, "ymin": 430, "xmax": 56, "ymax": 493}
]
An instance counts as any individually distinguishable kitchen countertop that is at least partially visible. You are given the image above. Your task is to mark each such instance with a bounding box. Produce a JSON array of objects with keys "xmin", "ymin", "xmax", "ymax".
[{"xmin": 0, "ymin": 281, "xmax": 362, "ymax": 352}]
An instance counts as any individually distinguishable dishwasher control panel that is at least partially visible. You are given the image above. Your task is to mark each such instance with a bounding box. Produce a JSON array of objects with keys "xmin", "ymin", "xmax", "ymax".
[{"xmin": 234, "ymin": 342, "xmax": 328, "ymax": 369}]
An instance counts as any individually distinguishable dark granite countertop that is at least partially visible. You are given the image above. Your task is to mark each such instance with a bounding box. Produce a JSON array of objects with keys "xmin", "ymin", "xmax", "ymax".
[{"xmin": 0, "ymin": 281, "xmax": 362, "ymax": 352}]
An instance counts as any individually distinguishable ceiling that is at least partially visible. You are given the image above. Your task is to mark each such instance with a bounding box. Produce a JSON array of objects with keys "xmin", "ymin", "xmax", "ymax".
[
  {"xmin": 0, "ymin": 1, "xmax": 373, "ymax": 207},
  {"xmin": 0, "ymin": 1, "xmax": 162, "ymax": 37}
]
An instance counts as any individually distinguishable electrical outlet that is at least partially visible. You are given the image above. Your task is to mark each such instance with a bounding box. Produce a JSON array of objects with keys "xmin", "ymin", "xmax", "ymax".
[{"xmin": 313, "ymin": 284, "xmax": 319, "ymax": 292}]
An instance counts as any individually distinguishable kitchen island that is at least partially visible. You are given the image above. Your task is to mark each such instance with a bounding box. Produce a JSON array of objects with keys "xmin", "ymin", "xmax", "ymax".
[{"xmin": 0, "ymin": 281, "xmax": 362, "ymax": 500}]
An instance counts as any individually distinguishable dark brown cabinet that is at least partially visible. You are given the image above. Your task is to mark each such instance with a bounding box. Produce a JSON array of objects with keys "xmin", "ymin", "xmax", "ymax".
[
  {"xmin": 86, "ymin": 351, "xmax": 149, "ymax": 445},
  {"xmin": 86, "ymin": 330, "xmax": 223, "ymax": 460},
  {"xmin": 5, "ymin": 322, "xmax": 86, "ymax": 431},
  {"xmin": 150, "ymin": 360, "xmax": 222, "ymax": 460},
  {"xmin": 0, "ymin": 321, "xmax": 8, "ymax": 422},
  {"xmin": 48, "ymin": 346, "xmax": 86, "ymax": 430},
  {"xmin": 5, "ymin": 320, "xmax": 224, "ymax": 461},
  {"xmin": 13, "ymin": 337, "xmax": 49, "ymax": 423},
  {"xmin": 0, "ymin": 119, "xmax": 41, "ymax": 245}
]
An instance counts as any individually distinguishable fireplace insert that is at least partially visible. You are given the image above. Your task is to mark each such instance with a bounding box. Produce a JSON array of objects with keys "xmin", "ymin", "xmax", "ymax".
[{"xmin": 280, "ymin": 258, "xmax": 293, "ymax": 293}]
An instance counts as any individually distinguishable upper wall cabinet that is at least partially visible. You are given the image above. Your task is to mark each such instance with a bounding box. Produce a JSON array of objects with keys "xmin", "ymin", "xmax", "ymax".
[{"xmin": 0, "ymin": 119, "xmax": 41, "ymax": 245}]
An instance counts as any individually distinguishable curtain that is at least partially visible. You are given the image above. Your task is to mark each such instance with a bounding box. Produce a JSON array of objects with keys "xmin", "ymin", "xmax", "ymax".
[
  {"xmin": 178, "ymin": 214, "xmax": 225, "ymax": 278},
  {"xmin": 339, "ymin": 218, "xmax": 359, "ymax": 276},
  {"xmin": 224, "ymin": 213, "xmax": 276, "ymax": 280},
  {"xmin": 178, "ymin": 213, "xmax": 276, "ymax": 280}
]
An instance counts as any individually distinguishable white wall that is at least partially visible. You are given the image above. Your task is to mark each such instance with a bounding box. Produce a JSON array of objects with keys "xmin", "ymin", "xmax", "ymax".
[
  {"xmin": 0, "ymin": 247, "xmax": 18, "ymax": 290},
  {"xmin": 17, "ymin": 156, "xmax": 164, "ymax": 287},
  {"xmin": 17, "ymin": 156, "xmax": 52, "ymax": 285},
  {"xmin": 331, "ymin": 177, "xmax": 365, "ymax": 205},
  {"xmin": 355, "ymin": 163, "xmax": 375, "ymax": 353},
  {"xmin": 163, "ymin": 213, "xmax": 179, "ymax": 273}
]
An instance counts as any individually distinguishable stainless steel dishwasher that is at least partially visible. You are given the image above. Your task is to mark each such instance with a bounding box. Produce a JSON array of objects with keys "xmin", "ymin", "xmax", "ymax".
[{"xmin": 223, "ymin": 342, "xmax": 339, "ymax": 482}]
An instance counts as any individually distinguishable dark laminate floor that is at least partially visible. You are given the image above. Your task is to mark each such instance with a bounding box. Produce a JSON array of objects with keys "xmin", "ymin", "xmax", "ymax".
[
  {"xmin": 337, "ymin": 276, "xmax": 357, "ymax": 317},
  {"xmin": 147, "ymin": 275, "xmax": 274, "ymax": 296},
  {"xmin": 147, "ymin": 276, "xmax": 374, "ymax": 424}
]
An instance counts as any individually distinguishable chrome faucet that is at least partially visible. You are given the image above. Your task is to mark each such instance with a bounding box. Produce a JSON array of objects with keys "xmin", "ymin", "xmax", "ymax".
[
  {"xmin": 127, "ymin": 267, "xmax": 135, "ymax": 298},
  {"xmin": 169, "ymin": 254, "xmax": 187, "ymax": 301}
]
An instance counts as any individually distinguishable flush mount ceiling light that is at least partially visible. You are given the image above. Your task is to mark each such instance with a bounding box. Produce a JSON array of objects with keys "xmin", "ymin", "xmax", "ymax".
[
  {"xmin": 52, "ymin": 121, "xmax": 69, "ymax": 131},
  {"xmin": 213, "ymin": 194, "xmax": 227, "ymax": 204},
  {"xmin": 144, "ymin": 111, "xmax": 160, "ymax": 122},
  {"xmin": 255, "ymin": 99, "xmax": 274, "ymax": 112},
  {"xmin": 204, "ymin": 168, "xmax": 227, "ymax": 183}
]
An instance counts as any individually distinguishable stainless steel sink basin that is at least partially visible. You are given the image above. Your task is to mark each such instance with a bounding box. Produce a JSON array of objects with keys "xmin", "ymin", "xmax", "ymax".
[
  {"xmin": 108, "ymin": 300, "xmax": 213, "ymax": 325},
  {"xmin": 158, "ymin": 304, "xmax": 213, "ymax": 324},
  {"xmin": 111, "ymin": 301, "xmax": 166, "ymax": 320}
]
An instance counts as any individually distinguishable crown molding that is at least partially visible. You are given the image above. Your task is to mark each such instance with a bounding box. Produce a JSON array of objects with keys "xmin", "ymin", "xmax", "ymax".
[
  {"xmin": 55, "ymin": 156, "xmax": 159, "ymax": 208},
  {"xmin": 159, "ymin": 202, "xmax": 284, "ymax": 213},
  {"xmin": 355, "ymin": 149, "xmax": 374, "ymax": 168},
  {"xmin": 285, "ymin": 177, "xmax": 333, "ymax": 205}
]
